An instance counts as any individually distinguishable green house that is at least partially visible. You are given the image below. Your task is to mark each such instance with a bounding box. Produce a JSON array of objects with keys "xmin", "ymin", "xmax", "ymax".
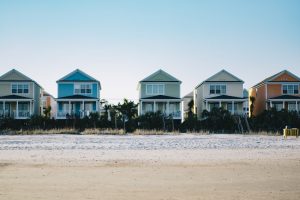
[
  {"xmin": 138, "ymin": 69, "xmax": 182, "ymax": 120},
  {"xmin": 0, "ymin": 69, "xmax": 43, "ymax": 119}
]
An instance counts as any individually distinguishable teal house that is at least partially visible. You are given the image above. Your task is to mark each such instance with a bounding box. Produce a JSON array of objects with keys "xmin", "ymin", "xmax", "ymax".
[
  {"xmin": 56, "ymin": 69, "xmax": 101, "ymax": 119},
  {"xmin": 0, "ymin": 69, "xmax": 43, "ymax": 119},
  {"xmin": 138, "ymin": 69, "xmax": 182, "ymax": 120}
]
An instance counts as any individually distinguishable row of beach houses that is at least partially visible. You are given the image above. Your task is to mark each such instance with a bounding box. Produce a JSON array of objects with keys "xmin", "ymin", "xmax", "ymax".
[{"xmin": 0, "ymin": 68, "xmax": 300, "ymax": 121}]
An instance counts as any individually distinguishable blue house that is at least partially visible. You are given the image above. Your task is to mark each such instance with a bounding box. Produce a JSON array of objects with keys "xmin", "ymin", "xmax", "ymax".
[{"xmin": 56, "ymin": 69, "xmax": 101, "ymax": 119}]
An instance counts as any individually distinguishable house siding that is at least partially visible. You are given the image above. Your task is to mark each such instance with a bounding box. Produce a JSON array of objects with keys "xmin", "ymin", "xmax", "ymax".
[
  {"xmin": 250, "ymin": 72, "xmax": 300, "ymax": 116},
  {"xmin": 33, "ymin": 83, "xmax": 42, "ymax": 115},
  {"xmin": 58, "ymin": 83, "xmax": 74, "ymax": 98},
  {"xmin": 58, "ymin": 82, "xmax": 99, "ymax": 98},
  {"xmin": 140, "ymin": 82, "xmax": 180, "ymax": 99},
  {"xmin": 195, "ymin": 82, "xmax": 244, "ymax": 118},
  {"xmin": 0, "ymin": 81, "xmax": 34, "ymax": 98}
]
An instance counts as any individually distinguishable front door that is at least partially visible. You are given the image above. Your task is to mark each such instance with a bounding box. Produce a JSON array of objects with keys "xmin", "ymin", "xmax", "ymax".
[{"xmin": 75, "ymin": 102, "xmax": 81, "ymax": 117}]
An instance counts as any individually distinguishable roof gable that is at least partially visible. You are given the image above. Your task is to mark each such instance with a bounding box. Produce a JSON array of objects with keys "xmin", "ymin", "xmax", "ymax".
[
  {"xmin": 205, "ymin": 70, "xmax": 243, "ymax": 82},
  {"xmin": 140, "ymin": 69, "xmax": 181, "ymax": 83},
  {"xmin": 0, "ymin": 69, "xmax": 33, "ymax": 81},
  {"xmin": 252, "ymin": 70, "xmax": 300, "ymax": 88},
  {"xmin": 57, "ymin": 69, "xmax": 99, "ymax": 82},
  {"xmin": 196, "ymin": 69, "xmax": 243, "ymax": 88},
  {"xmin": 269, "ymin": 70, "xmax": 300, "ymax": 82}
]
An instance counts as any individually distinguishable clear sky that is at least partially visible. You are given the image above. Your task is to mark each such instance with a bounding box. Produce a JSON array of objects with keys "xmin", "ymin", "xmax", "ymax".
[{"xmin": 0, "ymin": 0, "xmax": 299, "ymax": 102}]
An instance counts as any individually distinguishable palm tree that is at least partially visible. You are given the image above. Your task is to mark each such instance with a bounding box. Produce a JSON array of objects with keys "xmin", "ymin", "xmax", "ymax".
[
  {"xmin": 114, "ymin": 99, "xmax": 138, "ymax": 133},
  {"xmin": 249, "ymin": 96, "xmax": 256, "ymax": 118},
  {"xmin": 43, "ymin": 106, "xmax": 51, "ymax": 119}
]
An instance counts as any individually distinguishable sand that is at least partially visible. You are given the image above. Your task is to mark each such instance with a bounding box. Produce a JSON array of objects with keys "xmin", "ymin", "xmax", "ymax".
[{"xmin": 0, "ymin": 134, "xmax": 300, "ymax": 200}]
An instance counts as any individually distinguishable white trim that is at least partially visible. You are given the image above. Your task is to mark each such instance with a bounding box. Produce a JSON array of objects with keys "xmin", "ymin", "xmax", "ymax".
[
  {"xmin": 11, "ymin": 82, "xmax": 30, "ymax": 94},
  {"xmin": 57, "ymin": 99, "xmax": 98, "ymax": 102},
  {"xmin": 282, "ymin": 84, "xmax": 299, "ymax": 95},
  {"xmin": 268, "ymin": 99, "xmax": 300, "ymax": 101},
  {"xmin": 141, "ymin": 99, "xmax": 181, "ymax": 102},
  {"xmin": 74, "ymin": 83, "xmax": 92, "ymax": 95},
  {"xmin": 145, "ymin": 84, "xmax": 165, "ymax": 95},
  {"xmin": 209, "ymin": 84, "xmax": 227, "ymax": 95}
]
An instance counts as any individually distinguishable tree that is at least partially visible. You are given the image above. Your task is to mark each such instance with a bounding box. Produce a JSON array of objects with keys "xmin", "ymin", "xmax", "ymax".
[
  {"xmin": 187, "ymin": 99, "xmax": 194, "ymax": 119},
  {"xmin": 43, "ymin": 106, "xmax": 51, "ymax": 119},
  {"xmin": 114, "ymin": 99, "xmax": 138, "ymax": 133},
  {"xmin": 249, "ymin": 96, "xmax": 256, "ymax": 118}
]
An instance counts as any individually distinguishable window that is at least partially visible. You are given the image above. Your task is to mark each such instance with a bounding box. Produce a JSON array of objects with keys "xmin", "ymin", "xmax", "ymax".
[
  {"xmin": 283, "ymin": 84, "xmax": 299, "ymax": 95},
  {"xmin": 210, "ymin": 85, "xmax": 215, "ymax": 94},
  {"xmin": 288, "ymin": 103, "xmax": 296, "ymax": 111},
  {"xmin": 12, "ymin": 85, "xmax": 17, "ymax": 93},
  {"xmin": 11, "ymin": 84, "xmax": 29, "ymax": 94},
  {"xmin": 74, "ymin": 84, "xmax": 92, "ymax": 94},
  {"xmin": 209, "ymin": 84, "xmax": 226, "ymax": 95},
  {"xmin": 146, "ymin": 84, "xmax": 165, "ymax": 95}
]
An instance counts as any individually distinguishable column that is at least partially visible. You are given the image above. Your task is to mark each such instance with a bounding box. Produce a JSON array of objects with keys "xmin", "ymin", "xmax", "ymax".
[
  {"xmin": 68, "ymin": 101, "xmax": 71, "ymax": 115},
  {"xmin": 82, "ymin": 101, "xmax": 85, "ymax": 117},
  {"xmin": 1, "ymin": 101, "xmax": 4, "ymax": 116},
  {"xmin": 29, "ymin": 101, "xmax": 32, "ymax": 116},
  {"xmin": 296, "ymin": 101, "xmax": 298, "ymax": 112},
  {"xmin": 283, "ymin": 101, "xmax": 285, "ymax": 110},
  {"xmin": 140, "ymin": 101, "xmax": 143, "ymax": 115},
  {"xmin": 219, "ymin": 101, "xmax": 222, "ymax": 108},
  {"xmin": 206, "ymin": 101, "xmax": 208, "ymax": 111},
  {"xmin": 2, "ymin": 101, "xmax": 4, "ymax": 111},
  {"xmin": 32, "ymin": 101, "xmax": 34, "ymax": 115},
  {"xmin": 153, "ymin": 101, "xmax": 156, "ymax": 112},
  {"xmin": 232, "ymin": 101, "xmax": 234, "ymax": 115},
  {"xmin": 167, "ymin": 101, "xmax": 170, "ymax": 115},
  {"xmin": 270, "ymin": 101, "xmax": 273, "ymax": 108},
  {"xmin": 16, "ymin": 101, "xmax": 19, "ymax": 118}
]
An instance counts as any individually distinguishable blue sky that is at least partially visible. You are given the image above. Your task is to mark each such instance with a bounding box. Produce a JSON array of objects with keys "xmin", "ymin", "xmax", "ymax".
[{"xmin": 0, "ymin": 0, "xmax": 299, "ymax": 102}]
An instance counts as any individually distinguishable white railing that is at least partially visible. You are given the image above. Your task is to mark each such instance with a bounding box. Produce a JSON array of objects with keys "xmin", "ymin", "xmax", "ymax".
[
  {"xmin": 18, "ymin": 111, "xmax": 30, "ymax": 118},
  {"xmin": 0, "ymin": 110, "xmax": 30, "ymax": 118},
  {"xmin": 169, "ymin": 111, "xmax": 181, "ymax": 118},
  {"xmin": 57, "ymin": 110, "xmax": 96, "ymax": 118}
]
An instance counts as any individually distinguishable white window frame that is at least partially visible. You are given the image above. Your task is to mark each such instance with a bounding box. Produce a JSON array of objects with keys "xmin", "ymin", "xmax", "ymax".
[
  {"xmin": 209, "ymin": 84, "xmax": 226, "ymax": 95},
  {"xmin": 146, "ymin": 84, "xmax": 165, "ymax": 95},
  {"xmin": 11, "ymin": 83, "xmax": 29, "ymax": 94},
  {"xmin": 74, "ymin": 83, "xmax": 92, "ymax": 95},
  {"xmin": 282, "ymin": 84, "xmax": 299, "ymax": 95}
]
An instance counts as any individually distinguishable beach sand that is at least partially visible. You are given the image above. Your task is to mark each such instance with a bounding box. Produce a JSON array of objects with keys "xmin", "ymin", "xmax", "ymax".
[{"xmin": 0, "ymin": 135, "xmax": 299, "ymax": 200}]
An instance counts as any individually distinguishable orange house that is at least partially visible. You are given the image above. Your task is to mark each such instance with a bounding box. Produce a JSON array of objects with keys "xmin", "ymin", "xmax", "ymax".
[{"xmin": 249, "ymin": 70, "xmax": 300, "ymax": 116}]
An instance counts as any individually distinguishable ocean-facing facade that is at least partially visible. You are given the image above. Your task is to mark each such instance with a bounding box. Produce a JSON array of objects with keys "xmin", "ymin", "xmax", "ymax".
[
  {"xmin": 138, "ymin": 69, "xmax": 182, "ymax": 120},
  {"xmin": 249, "ymin": 70, "xmax": 300, "ymax": 116},
  {"xmin": 193, "ymin": 70, "xmax": 247, "ymax": 119},
  {"xmin": 0, "ymin": 69, "xmax": 43, "ymax": 119},
  {"xmin": 56, "ymin": 69, "xmax": 101, "ymax": 119}
]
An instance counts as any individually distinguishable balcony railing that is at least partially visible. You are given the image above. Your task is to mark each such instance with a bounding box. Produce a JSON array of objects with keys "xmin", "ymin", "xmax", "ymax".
[
  {"xmin": 0, "ymin": 110, "xmax": 30, "ymax": 118},
  {"xmin": 57, "ymin": 110, "xmax": 96, "ymax": 118}
]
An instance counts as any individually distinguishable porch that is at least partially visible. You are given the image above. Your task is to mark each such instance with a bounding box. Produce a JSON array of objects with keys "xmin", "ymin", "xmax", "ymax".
[
  {"xmin": 204, "ymin": 95, "xmax": 247, "ymax": 115},
  {"xmin": 139, "ymin": 99, "xmax": 181, "ymax": 119},
  {"xmin": 56, "ymin": 99, "xmax": 99, "ymax": 119},
  {"xmin": 0, "ymin": 97, "xmax": 34, "ymax": 119},
  {"xmin": 268, "ymin": 95, "xmax": 300, "ymax": 112}
]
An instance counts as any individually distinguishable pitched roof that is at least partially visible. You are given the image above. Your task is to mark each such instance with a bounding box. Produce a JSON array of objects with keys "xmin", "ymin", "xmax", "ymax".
[
  {"xmin": 206, "ymin": 95, "xmax": 246, "ymax": 100},
  {"xmin": 57, "ymin": 69, "xmax": 101, "ymax": 88},
  {"xmin": 269, "ymin": 95, "xmax": 300, "ymax": 100},
  {"xmin": 141, "ymin": 95, "xmax": 180, "ymax": 100},
  {"xmin": 0, "ymin": 95, "xmax": 32, "ymax": 100},
  {"xmin": 0, "ymin": 69, "xmax": 43, "ymax": 89},
  {"xmin": 57, "ymin": 94, "xmax": 98, "ymax": 100},
  {"xmin": 252, "ymin": 70, "xmax": 300, "ymax": 88},
  {"xmin": 0, "ymin": 69, "xmax": 32, "ymax": 81},
  {"xmin": 140, "ymin": 69, "xmax": 181, "ymax": 83},
  {"xmin": 196, "ymin": 69, "xmax": 244, "ymax": 89}
]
